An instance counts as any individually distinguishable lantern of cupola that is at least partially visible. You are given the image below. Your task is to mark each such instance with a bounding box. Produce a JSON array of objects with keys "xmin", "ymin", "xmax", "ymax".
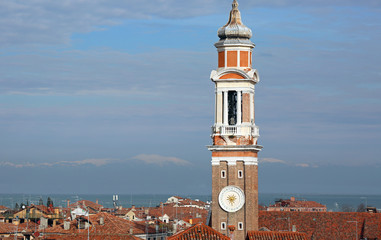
[
  {"xmin": 210, "ymin": 0, "xmax": 260, "ymax": 146},
  {"xmin": 214, "ymin": 0, "xmax": 255, "ymax": 71}
]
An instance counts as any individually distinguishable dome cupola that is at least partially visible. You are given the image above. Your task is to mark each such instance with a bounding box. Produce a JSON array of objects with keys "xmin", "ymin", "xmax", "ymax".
[{"xmin": 217, "ymin": 0, "xmax": 252, "ymax": 40}]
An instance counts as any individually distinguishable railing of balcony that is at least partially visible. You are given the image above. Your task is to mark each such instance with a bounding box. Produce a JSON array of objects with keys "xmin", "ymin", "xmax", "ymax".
[{"xmin": 211, "ymin": 125, "xmax": 259, "ymax": 136}]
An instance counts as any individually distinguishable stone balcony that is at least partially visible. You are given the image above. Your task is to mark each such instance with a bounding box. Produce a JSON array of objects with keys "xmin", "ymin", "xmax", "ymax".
[{"xmin": 211, "ymin": 124, "xmax": 259, "ymax": 137}]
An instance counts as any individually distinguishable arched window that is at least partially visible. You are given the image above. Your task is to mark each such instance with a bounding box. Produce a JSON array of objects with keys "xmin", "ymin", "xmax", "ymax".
[{"xmin": 228, "ymin": 91, "xmax": 237, "ymax": 125}]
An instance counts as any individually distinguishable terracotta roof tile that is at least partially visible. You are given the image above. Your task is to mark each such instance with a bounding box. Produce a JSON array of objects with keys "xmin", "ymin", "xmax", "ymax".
[
  {"xmin": 148, "ymin": 206, "xmax": 208, "ymax": 223},
  {"xmin": 0, "ymin": 223, "xmax": 18, "ymax": 233},
  {"xmin": 259, "ymin": 211, "xmax": 381, "ymax": 240},
  {"xmin": 44, "ymin": 233, "xmax": 141, "ymax": 240},
  {"xmin": 168, "ymin": 223, "xmax": 230, "ymax": 240},
  {"xmin": 268, "ymin": 198, "xmax": 326, "ymax": 211},
  {"xmin": 69, "ymin": 200, "xmax": 103, "ymax": 212},
  {"xmin": 44, "ymin": 212, "xmax": 161, "ymax": 236},
  {"xmin": 247, "ymin": 231, "xmax": 307, "ymax": 240}
]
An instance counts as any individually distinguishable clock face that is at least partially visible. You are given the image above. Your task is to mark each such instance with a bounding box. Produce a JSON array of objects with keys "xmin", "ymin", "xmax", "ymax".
[{"xmin": 218, "ymin": 186, "xmax": 245, "ymax": 213}]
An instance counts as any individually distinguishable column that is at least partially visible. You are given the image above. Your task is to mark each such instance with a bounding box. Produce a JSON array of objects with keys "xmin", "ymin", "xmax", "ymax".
[
  {"xmin": 251, "ymin": 91, "xmax": 255, "ymax": 123},
  {"xmin": 216, "ymin": 92, "xmax": 223, "ymax": 124},
  {"xmin": 224, "ymin": 91, "xmax": 228, "ymax": 125},
  {"xmin": 215, "ymin": 91, "xmax": 217, "ymax": 123},
  {"xmin": 216, "ymin": 91, "xmax": 224, "ymax": 125},
  {"xmin": 237, "ymin": 91, "xmax": 242, "ymax": 125}
]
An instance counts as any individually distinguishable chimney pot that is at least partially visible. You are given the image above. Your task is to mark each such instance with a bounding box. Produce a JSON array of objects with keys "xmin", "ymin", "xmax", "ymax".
[
  {"xmin": 64, "ymin": 221, "xmax": 70, "ymax": 230},
  {"xmin": 39, "ymin": 217, "xmax": 48, "ymax": 230}
]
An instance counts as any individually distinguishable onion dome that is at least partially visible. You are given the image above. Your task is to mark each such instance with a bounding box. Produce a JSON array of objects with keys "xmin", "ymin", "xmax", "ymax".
[{"xmin": 217, "ymin": 0, "xmax": 252, "ymax": 40}]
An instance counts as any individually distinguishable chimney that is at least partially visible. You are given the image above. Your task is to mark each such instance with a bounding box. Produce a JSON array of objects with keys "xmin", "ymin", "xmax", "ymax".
[
  {"xmin": 13, "ymin": 218, "xmax": 20, "ymax": 226},
  {"xmin": 160, "ymin": 202, "xmax": 164, "ymax": 208},
  {"xmin": 290, "ymin": 197, "xmax": 296, "ymax": 202},
  {"xmin": 96, "ymin": 199, "xmax": 99, "ymax": 205},
  {"xmin": 292, "ymin": 225, "xmax": 297, "ymax": 232},
  {"xmin": 67, "ymin": 199, "xmax": 70, "ymax": 208},
  {"xmin": 132, "ymin": 205, "xmax": 135, "ymax": 210},
  {"xmin": 64, "ymin": 221, "xmax": 70, "ymax": 230},
  {"xmin": 228, "ymin": 225, "xmax": 236, "ymax": 240},
  {"xmin": 129, "ymin": 227, "xmax": 134, "ymax": 235},
  {"xmin": 39, "ymin": 217, "xmax": 48, "ymax": 230},
  {"xmin": 100, "ymin": 217, "xmax": 104, "ymax": 226}
]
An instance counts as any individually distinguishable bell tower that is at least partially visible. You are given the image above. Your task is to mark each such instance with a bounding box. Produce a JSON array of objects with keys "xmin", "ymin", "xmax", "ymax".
[{"xmin": 208, "ymin": 1, "xmax": 262, "ymax": 239}]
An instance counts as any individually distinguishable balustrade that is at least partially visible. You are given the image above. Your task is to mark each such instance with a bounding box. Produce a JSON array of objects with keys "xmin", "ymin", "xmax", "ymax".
[{"xmin": 212, "ymin": 125, "xmax": 259, "ymax": 137}]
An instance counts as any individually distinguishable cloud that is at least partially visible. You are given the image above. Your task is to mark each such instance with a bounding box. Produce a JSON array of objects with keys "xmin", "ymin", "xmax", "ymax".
[
  {"xmin": 132, "ymin": 154, "xmax": 191, "ymax": 166},
  {"xmin": 295, "ymin": 163, "xmax": 319, "ymax": 168},
  {"xmin": 0, "ymin": 158, "xmax": 115, "ymax": 168},
  {"xmin": 259, "ymin": 158, "xmax": 319, "ymax": 168},
  {"xmin": 59, "ymin": 159, "xmax": 115, "ymax": 167},
  {"xmin": 0, "ymin": 162, "xmax": 36, "ymax": 168},
  {"xmin": 259, "ymin": 158, "xmax": 287, "ymax": 164},
  {"xmin": 295, "ymin": 163, "xmax": 310, "ymax": 168},
  {"xmin": 1, "ymin": 0, "xmax": 380, "ymax": 47},
  {"xmin": 0, "ymin": 0, "xmax": 221, "ymax": 47},
  {"xmin": 244, "ymin": 0, "xmax": 381, "ymax": 8},
  {"xmin": 0, "ymin": 48, "xmax": 212, "ymax": 96},
  {"xmin": 0, "ymin": 156, "xmax": 192, "ymax": 168}
]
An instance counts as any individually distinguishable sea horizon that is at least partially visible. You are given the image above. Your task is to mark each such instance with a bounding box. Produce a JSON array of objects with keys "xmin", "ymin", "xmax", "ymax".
[{"xmin": 1, "ymin": 193, "xmax": 380, "ymax": 212}]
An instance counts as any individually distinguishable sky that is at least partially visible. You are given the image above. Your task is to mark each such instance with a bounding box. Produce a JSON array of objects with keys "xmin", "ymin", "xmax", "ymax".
[{"xmin": 0, "ymin": 0, "xmax": 381, "ymax": 195}]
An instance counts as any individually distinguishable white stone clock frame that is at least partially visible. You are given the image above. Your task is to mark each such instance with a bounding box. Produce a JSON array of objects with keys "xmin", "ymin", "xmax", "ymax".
[{"xmin": 218, "ymin": 185, "xmax": 246, "ymax": 213}]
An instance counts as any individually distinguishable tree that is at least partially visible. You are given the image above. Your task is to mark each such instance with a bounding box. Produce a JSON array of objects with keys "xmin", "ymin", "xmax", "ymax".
[{"xmin": 357, "ymin": 203, "xmax": 366, "ymax": 212}]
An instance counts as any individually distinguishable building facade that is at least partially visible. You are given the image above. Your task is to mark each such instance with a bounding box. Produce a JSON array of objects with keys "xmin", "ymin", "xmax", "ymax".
[
  {"xmin": 267, "ymin": 197, "xmax": 327, "ymax": 212},
  {"xmin": 208, "ymin": 1, "xmax": 262, "ymax": 239}
]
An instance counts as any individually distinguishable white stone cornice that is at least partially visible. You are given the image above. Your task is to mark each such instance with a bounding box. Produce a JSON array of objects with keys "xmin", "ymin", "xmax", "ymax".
[
  {"xmin": 211, "ymin": 157, "xmax": 258, "ymax": 166},
  {"xmin": 207, "ymin": 145, "xmax": 263, "ymax": 152},
  {"xmin": 210, "ymin": 69, "xmax": 260, "ymax": 83},
  {"xmin": 216, "ymin": 87, "xmax": 254, "ymax": 94}
]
